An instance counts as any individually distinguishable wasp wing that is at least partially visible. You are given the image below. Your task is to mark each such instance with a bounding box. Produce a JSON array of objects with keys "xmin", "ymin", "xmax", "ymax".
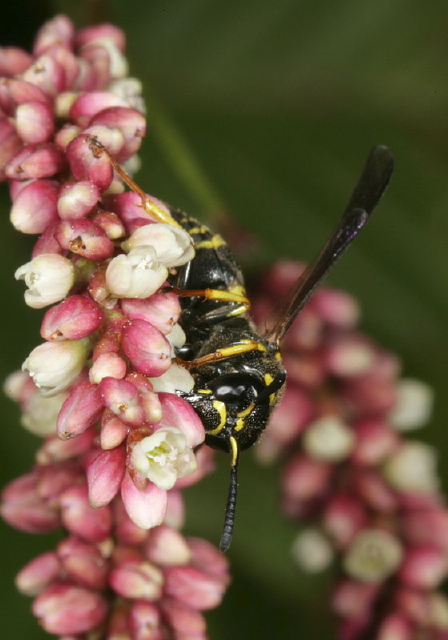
[{"xmin": 265, "ymin": 145, "xmax": 394, "ymax": 344}]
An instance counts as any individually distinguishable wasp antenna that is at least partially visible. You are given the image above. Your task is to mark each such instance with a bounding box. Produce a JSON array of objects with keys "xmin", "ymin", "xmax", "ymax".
[
  {"xmin": 265, "ymin": 146, "xmax": 394, "ymax": 344},
  {"xmin": 219, "ymin": 437, "xmax": 239, "ymax": 553}
]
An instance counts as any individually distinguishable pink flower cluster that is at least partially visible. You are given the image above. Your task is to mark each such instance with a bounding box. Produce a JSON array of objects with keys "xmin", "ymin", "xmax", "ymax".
[
  {"xmin": 252, "ymin": 261, "xmax": 447, "ymax": 640},
  {"xmin": 0, "ymin": 14, "xmax": 228, "ymax": 639}
]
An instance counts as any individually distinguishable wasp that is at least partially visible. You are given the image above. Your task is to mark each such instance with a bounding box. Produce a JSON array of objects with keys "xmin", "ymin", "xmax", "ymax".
[{"xmin": 90, "ymin": 139, "xmax": 394, "ymax": 552}]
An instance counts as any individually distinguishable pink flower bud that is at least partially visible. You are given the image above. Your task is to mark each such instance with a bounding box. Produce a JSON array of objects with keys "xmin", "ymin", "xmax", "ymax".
[
  {"xmin": 33, "ymin": 15, "xmax": 75, "ymax": 54},
  {"xmin": 0, "ymin": 78, "xmax": 50, "ymax": 115},
  {"xmin": 188, "ymin": 537, "xmax": 230, "ymax": 582},
  {"xmin": 350, "ymin": 418, "xmax": 399, "ymax": 466},
  {"xmin": 91, "ymin": 208, "xmax": 125, "ymax": 239},
  {"xmin": 144, "ymin": 525, "xmax": 191, "ymax": 566},
  {"xmin": 121, "ymin": 291, "xmax": 181, "ymax": 335},
  {"xmin": 0, "ymin": 47, "xmax": 33, "ymax": 76},
  {"xmin": 55, "ymin": 218, "xmax": 115, "ymax": 260},
  {"xmin": 156, "ymin": 393, "xmax": 205, "ymax": 448},
  {"xmin": 98, "ymin": 377, "xmax": 145, "ymax": 426},
  {"xmin": 89, "ymin": 106, "xmax": 146, "ymax": 160},
  {"xmin": 121, "ymin": 319, "xmax": 171, "ymax": 377},
  {"xmin": 377, "ymin": 613, "xmax": 413, "ymax": 640},
  {"xmin": 401, "ymin": 507, "xmax": 448, "ymax": 550},
  {"xmin": 31, "ymin": 221, "xmax": 63, "ymax": 257},
  {"xmin": 353, "ymin": 470, "xmax": 397, "ymax": 512},
  {"xmin": 5, "ymin": 142, "xmax": 66, "ymax": 180},
  {"xmin": 129, "ymin": 601, "xmax": 163, "ymax": 640},
  {"xmin": 23, "ymin": 338, "xmax": 90, "ymax": 397},
  {"xmin": 160, "ymin": 599, "xmax": 207, "ymax": 639},
  {"xmin": 57, "ymin": 180, "xmax": 100, "ymax": 219},
  {"xmin": 10, "ymin": 178, "xmax": 59, "ymax": 234},
  {"xmin": 282, "ymin": 352, "xmax": 325, "ymax": 388},
  {"xmin": 69, "ymin": 91, "xmax": 129, "ymax": 127},
  {"xmin": 332, "ymin": 579, "xmax": 379, "ymax": 618},
  {"xmin": 32, "ymin": 583, "xmax": 107, "ymax": 635},
  {"xmin": 15, "ymin": 253, "xmax": 75, "ymax": 308},
  {"xmin": 398, "ymin": 545, "xmax": 448, "ymax": 589},
  {"xmin": 20, "ymin": 53, "xmax": 65, "ymax": 95},
  {"xmin": 110, "ymin": 559, "xmax": 163, "ymax": 600},
  {"xmin": 57, "ymin": 536, "xmax": 109, "ymax": 590},
  {"xmin": 15, "ymin": 101, "xmax": 55, "ymax": 144},
  {"xmin": 86, "ymin": 445, "xmax": 126, "ymax": 508},
  {"xmin": 37, "ymin": 461, "xmax": 84, "ymax": 502},
  {"xmin": 0, "ymin": 117, "xmax": 22, "ymax": 179},
  {"xmin": 100, "ymin": 417, "xmax": 127, "ymax": 454},
  {"xmin": 281, "ymin": 454, "xmax": 333, "ymax": 517},
  {"xmin": 323, "ymin": 494, "xmax": 367, "ymax": 548},
  {"xmin": 113, "ymin": 497, "xmax": 149, "ymax": 546},
  {"xmin": 121, "ymin": 471, "xmax": 167, "ymax": 530},
  {"xmin": 66, "ymin": 133, "xmax": 113, "ymax": 192},
  {"xmin": 57, "ymin": 378, "xmax": 103, "ymax": 438},
  {"xmin": 41, "ymin": 294, "xmax": 104, "ymax": 341},
  {"xmin": 76, "ymin": 23, "xmax": 126, "ymax": 50},
  {"xmin": 90, "ymin": 351, "xmax": 127, "ymax": 384},
  {"xmin": 0, "ymin": 471, "xmax": 60, "ymax": 533},
  {"xmin": 309, "ymin": 288, "xmax": 360, "ymax": 329},
  {"xmin": 60, "ymin": 484, "xmax": 112, "ymax": 542},
  {"xmin": 164, "ymin": 565, "xmax": 227, "ymax": 610},
  {"xmin": 36, "ymin": 430, "xmax": 95, "ymax": 464},
  {"xmin": 106, "ymin": 191, "xmax": 155, "ymax": 232},
  {"xmin": 394, "ymin": 587, "xmax": 430, "ymax": 625},
  {"xmin": 15, "ymin": 551, "xmax": 61, "ymax": 596}
]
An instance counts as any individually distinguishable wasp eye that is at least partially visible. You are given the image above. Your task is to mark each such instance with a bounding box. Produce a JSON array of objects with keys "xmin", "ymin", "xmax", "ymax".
[{"xmin": 210, "ymin": 373, "xmax": 263, "ymax": 406}]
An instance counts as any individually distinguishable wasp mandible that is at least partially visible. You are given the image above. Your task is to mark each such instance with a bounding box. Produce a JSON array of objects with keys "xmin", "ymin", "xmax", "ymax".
[{"xmin": 91, "ymin": 139, "xmax": 394, "ymax": 552}]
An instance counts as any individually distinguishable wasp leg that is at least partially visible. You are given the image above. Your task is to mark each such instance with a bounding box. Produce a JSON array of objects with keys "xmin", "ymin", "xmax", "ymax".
[
  {"xmin": 169, "ymin": 286, "xmax": 250, "ymax": 318},
  {"xmin": 87, "ymin": 136, "xmax": 182, "ymax": 228},
  {"xmin": 176, "ymin": 339, "xmax": 267, "ymax": 369}
]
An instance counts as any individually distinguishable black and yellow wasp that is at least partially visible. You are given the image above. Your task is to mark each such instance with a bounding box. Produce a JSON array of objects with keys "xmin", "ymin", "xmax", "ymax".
[{"xmin": 90, "ymin": 139, "xmax": 394, "ymax": 552}]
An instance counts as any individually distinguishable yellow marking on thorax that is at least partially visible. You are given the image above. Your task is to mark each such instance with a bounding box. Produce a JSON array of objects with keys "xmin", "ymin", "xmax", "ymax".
[
  {"xmin": 207, "ymin": 400, "xmax": 227, "ymax": 435},
  {"xmin": 235, "ymin": 418, "xmax": 246, "ymax": 432},
  {"xmin": 188, "ymin": 225, "xmax": 210, "ymax": 235},
  {"xmin": 195, "ymin": 234, "xmax": 226, "ymax": 250},
  {"xmin": 264, "ymin": 373, "xmax": 277, "ymax": 405},
  {"xmin": 236, "ymin": 404, "xmax": 255, "ymax": 418},
  {"xmin": 197, "ymin": 388, "xmax": 212, "ymax": 394}
]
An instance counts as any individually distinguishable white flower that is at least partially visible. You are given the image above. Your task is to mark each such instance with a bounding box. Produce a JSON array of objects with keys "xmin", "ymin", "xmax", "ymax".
[
  {"xmin": 382, "ymin": 441, "xmax": 439, "ymax": 493},
  {"xmin": 21, "ymin": 391, "xmax": 67, "ymax": 436},
  {"xmin": 166, "ymin": 323, "xmax": 186, "ymax": 352},
  {"xmin": 131, "ymin": 426, "xmax": 197, "ymax": 490},
  {"xmin": 303, "ymin": 415, "xmax": 355, "ymax": 462},
  {"xmin": 343, "ymin": 529, "xmax": 403, "ymax": 583},
  {"xmin": 150, "ymin": 363, "xmax": 195, "ymax": 394},
  {"xmin": 22, "ymin": 338, "xmax": 90, "ymax": 397},
  {"xmin": 105, "ymin": 246, "xmax": 168, "ymax": 298},
  {"xmin": 15, "ymin": 254, "xmax": 75, "ymax": 309},
  {"xmin": 122, "ymin": 223, "xmax": 195, "ymax": 268},
  {"xmin": 292, "ymin": 528, "xmax": 334, "ymax": 573},
  {"xmin": 389, "ymin": 378, "xmax": 434, "ymax": 431}
]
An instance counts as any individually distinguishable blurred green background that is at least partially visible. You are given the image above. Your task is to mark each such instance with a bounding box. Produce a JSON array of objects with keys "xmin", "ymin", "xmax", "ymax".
[{"xmin": 1, "ymin": 1, "xmax": 448, "ymax": 637}]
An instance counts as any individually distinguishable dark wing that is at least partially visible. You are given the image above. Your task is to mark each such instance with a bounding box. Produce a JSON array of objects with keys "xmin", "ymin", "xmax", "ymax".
[{"xmin": 265, "ymin": 145, "xmax": 394, "ymax": 345}]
